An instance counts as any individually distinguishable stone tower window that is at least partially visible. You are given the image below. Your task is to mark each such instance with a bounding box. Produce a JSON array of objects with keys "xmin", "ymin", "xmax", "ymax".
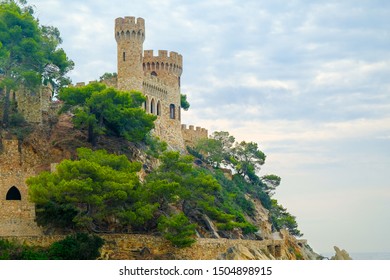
[
  {"xmin": 157, "ymin": 101, "xmax": 161, "ymax": 116},
  {"xmin": 170, "ymin": 104, "xmax": 175, "ymax": 119},
  {"xmin": 6, "ymin": 186, "xmax": 21, "ymax": 200},
  {"xmin": 123, "ymin": 52, "xmax": 126, "ymax": 61},
  {"xmin": 151, "ymin": 71, "xmax": 157, "ymax": 77},
  {"xmin": 151, "ymin": 99, "xmax": 155, "ymax": 114}
]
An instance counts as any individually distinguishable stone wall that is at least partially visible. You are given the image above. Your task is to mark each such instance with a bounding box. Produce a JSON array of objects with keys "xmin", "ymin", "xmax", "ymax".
[
  {"xmin": 3, "ymin": 234, "xmax": 298, "ymax": 260},
  {"xmin": 142, "ymin": 76, "xmax": 184, "ymax": 151},
  {"xmin": 0, "ymin": 139, "xmax": 42, "ymax": 236},
  {"xmin": 15, "ymin": 86, "xmax": 52, "ymax": 124},
  {"xmin": 181, "ymin": 124, "xmax": 208, "ymax": 147}
]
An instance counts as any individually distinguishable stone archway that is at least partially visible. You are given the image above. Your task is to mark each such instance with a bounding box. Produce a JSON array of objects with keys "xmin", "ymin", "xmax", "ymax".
[{"xmin": 6, "ymin": 186, "xmax": 21, "ymax": 200}]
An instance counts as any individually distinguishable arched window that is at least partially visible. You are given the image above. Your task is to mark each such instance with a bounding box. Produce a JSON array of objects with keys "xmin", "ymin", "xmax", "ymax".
[
  {"xmin": 157, "ymin": 101, "xmax": 161, "ymax": 116},
  {"xmin": 6, "ymin": 186, "xmax": 21, "ymax": 200},
  {"xmin": 170, "ymin": 104, "xmax": 175, "ymax": 119},
  {"xmin": 151, "ymin": 71, "xmax": 157, "ymax": 77},
  {"xmin": 150, "ymin": 99, "xmax": 155, "ymax": 114}
]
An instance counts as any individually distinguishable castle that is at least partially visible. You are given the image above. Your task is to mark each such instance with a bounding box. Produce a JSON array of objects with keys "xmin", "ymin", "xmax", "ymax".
[
  {"xmin": 0, "ymin": 16, "xmax": 208, "ymax": 236},
  {"xmin": 76, "ymin": 16, "xmax": 208, "ymax": 150}
]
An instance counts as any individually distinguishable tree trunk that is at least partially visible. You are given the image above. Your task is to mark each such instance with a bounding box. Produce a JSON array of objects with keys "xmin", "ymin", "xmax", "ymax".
[
  {"xmin": 88, "ymin": 123, "xmax": 97, "ymax": 146},
  {"xmin": 2, "ymin": 88, "xmax": 10, "ymax": 128}
]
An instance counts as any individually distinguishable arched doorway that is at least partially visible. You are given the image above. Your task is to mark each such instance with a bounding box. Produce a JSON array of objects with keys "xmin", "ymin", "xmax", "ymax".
[{"xmin": 6, "ymin": 186, "xmax": 21, "ymax": 200}]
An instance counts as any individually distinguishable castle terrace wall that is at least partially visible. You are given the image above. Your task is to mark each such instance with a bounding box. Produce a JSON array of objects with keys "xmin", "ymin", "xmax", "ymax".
[{"xmin": 2, "ymin": 234, "xmax": 290, "ymax": 260}]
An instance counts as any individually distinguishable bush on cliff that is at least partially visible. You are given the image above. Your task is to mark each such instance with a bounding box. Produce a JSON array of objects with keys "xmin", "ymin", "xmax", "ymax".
[
  {"xmin": 0, "ymin": 233, "xmax": 103, "ymax": 260},
  {"xmin": 158, "ymin": 213, "xmax": 196, "ymax": 248},
  {"xmin": 58, "ymin": 82, "xmax": 156, "ymax": 146},
  {"xmin": 48, "ymin": 233, "xmax": 104, "ymax": 260}
]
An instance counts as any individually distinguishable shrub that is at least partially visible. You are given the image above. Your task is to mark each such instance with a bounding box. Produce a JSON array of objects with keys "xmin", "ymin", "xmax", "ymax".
[
  {"xmin": 49, "ymin": 233, "xmax": 104, "ymax": 260},
  {"xmin": 158, "ymin": 213, "xmax": 196, "ymax": 248},
  {"xmin": 0, "ymin": 239, "xmax": 48, "ymax": 260}
]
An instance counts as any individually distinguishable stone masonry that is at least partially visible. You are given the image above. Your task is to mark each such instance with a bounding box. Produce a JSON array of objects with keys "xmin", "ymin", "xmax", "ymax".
[
  {"xmin": 181, "ymin": 125, "xmax": 208, "ymax": 147},
  {"xmin": 0, "ymin": 139, "xmax": 42, "ymax": 236},
  {"xmin": 3, "ymin": 233, "xmax": 309, "ymax": 260}
]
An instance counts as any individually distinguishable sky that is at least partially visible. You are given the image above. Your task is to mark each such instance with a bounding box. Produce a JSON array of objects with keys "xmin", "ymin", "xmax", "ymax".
[{"xmin": 29, "ymin": 0, "xmax": 390, "ymax": 255}]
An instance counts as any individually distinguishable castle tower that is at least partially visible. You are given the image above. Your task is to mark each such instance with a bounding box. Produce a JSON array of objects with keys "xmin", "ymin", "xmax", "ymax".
[{"xmin": 115, "ymin": 17, "xmax": 145, "ymax": 91}]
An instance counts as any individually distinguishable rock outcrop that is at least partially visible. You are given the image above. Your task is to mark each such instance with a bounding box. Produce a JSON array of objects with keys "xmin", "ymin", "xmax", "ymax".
[{"xmin": 331, "ymin": 246, "xmax": 352, "ymax": 260}]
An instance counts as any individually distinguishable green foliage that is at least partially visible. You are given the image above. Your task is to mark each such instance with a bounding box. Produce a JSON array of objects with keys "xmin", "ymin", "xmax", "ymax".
[
  {"xmin": 270, "ymin": 199, "xmax": 302, "ymax": 237},
  {"xmin": 146, "ymin": 151, "xmax": 221, "ymax": 214},
  {"xmin": 0, "ymin": 233, "xmax": 104, "ymax": 260},
  {"xmin": 194, "ymin": 131, "xmax": 235, "ymax": 168},
  {"xmin": 0, "ymin": 239, "xmax": 48, "ymax": 260},
  {"xmin": 27, "ymin": 148, "xmax": 152, "ymax": 232},
  {"xmin": 99, "ymin": 72, "xmax": 117, "ymax": 82},
  {"xmin": 191, "ymin": 130, "xmax": 304, "ymax": 237},
  {"xmin": 58, "ymin": 82, "xmax": 156, "ymax": 145},
  {"xmin": 0, "ymin": 0, "xmax": 73, "ymax": 126},
  {"xmin": 158, "ymin": 213, "xmax": 196, "ymax": 248},
  {"xmin": 194, "ymin": 131, "xmax": 266, "ymax": 183},
  {"xmin": 261, "ymin": 174, "xmax": 281, "ymax": 196},
  {"xmin": 231, "ymin": 141, "xmax": 266, "ymax": 182},
  {"xmin": 146, "ymin": 151, "xmax": 258, "ymax": 235},
  {"xmin": 48, "ymin": 233, "xmax": 104, "ymax": 260},
  {"xmin": 180, "ymin": 93, "xmax": 190, "ymax": 111},
  {"xmin": 144, "ymin": 133, "xmax": 167, "ymax": 158},
  {"xmin": 7, "ymin": 109, "xmax": 33, "ymax": 140}
]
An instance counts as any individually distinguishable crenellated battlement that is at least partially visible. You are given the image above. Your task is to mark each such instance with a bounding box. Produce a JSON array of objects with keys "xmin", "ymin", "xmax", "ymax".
[
  {"xmin": 115, "ymin": 17, "xmax": 145, "ymax": 42},
  {"xmin": 181, "ymin": 124, "xmax": 208, "ymax": 134},
  {"xmin": 181, "ymin": 124, "xmax": 208, "ymax": 147},
  {"xmin": 73, "ymin": 81, "xmax": 97, "ymax": 87},
  {"xmin": 143, "ymin": 50, "xmax": 183, "ymax": 76}
]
